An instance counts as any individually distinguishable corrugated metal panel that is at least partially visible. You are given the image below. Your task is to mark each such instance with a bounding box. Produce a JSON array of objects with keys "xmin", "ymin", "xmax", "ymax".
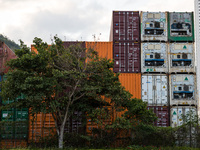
[
  {"xmin": 168, "ymin": 12, "xmax": 194, "ymax": 42},
  {"xmin": 142, "ymin": 74, "xmax": 168, "ymax": 106},
  {"xmin": 0, "ymin": 139, "xmax": 27, "ymax": 149},
  {"xmin": 63, "ymin": 41, "xmax": 86, "ymax": 49},
  {"xmin": 85, "ymin": 42, "xmax": 113, "ymax": 59},
  {"xmin": 86, "ymin": 106, "xmax": 113, "ymax": 135},
  {"xmin": 171, "ymin": 106, "xmax": 197, "ymax": 127},
  {"xmin": 148, "ymin": 106, "xmax": 169, "ymax": 127},
  {"xmin": 31, "ymin": 45, "xmax": 38, "ymax": 54},
  {"xmin": 141, "ymin": 43, "xmax": 168, "ymax": 73},
  {"xmin": 141, "ymin": 12, "xmax": 168, "ymax": 42},
  {"xmin": 29, "ymin": 113, "xmax": 56, "ymax": 142},
  {"xmin": 119, "ymin": 73, "xmax": 141, "ymax": 99},
  {"xmin": 169, "ymin": 74, "xmax": 196, "ymax": 106},
  {"xmin": 169, "ymin": 43, "xmax": 195, "ymax": 73},
  {"xmin": 111, "ymin": 11, "xmax": 140, "ymax": 42},
  {"xmin": 113, "ymin": 42, "xmax": 141, "ymax": 73},
  {"xmin": 0, "ymin": 42, "xmax": 17, "ymax": 74}
]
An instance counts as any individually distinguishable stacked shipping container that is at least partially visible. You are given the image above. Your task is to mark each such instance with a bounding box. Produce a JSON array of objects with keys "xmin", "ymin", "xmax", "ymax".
[
  {"xmin": 110, "ymin": 11, "xmax": 141, "ymax": 73},
  {"xmin": 168, "ymin": 12, "xmax": 196, "ymax": 127},
  {"xmin": 141, "ymin": 11, "xmax": 170, "ymax": 127}
]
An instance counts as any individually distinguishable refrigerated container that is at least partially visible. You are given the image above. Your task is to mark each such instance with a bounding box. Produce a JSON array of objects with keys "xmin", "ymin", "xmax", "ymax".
[
  {"xmin": 110, "ymin": 11, "xmax": 140, "ymax": 42},
  {"xmin": 142, "ymin": 74, "xmax": 168, "ymax": 106},
  {"xmin": 169, "ymin": 43, "xmax": 195, "ymax": 73},
  {"xmin": 169, "ymin": 74, "xmax": 196, "ymax": 106},
  {"xmin": 171, "ymin": 106, "xmax": 197, "ymax": 127},
  {"xmin": 148, "ymin": 106, "xmax": 169, "ymax": 127},
  {"xmin": 168, "ymin": 12, "xmax": 194, "ymax": 42},
  {"xmin": 141, "ymin": 43, "xmax": 168, "ymax": 73},
  {"xmin": 141, "ymin": 12, "xmax": 168, "ymax": 42},
  {"xmin": 86, "ymin": 42, "xmax": 113, "ymax": 59},
  {"xmin": 113, "ymin": 42, "xmax": 140, "ymax": 73}
]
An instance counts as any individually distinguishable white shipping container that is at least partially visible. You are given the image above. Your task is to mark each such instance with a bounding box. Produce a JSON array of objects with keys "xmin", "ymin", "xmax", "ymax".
[
  {"xmin": 142, "ymin": 74, "xmax": 168, "ymax": 106},
  {"xmin": 141, "ymin": 12, "xmax": 168, "ymax": 41},
  {"xmin": 141, "ymin": 43, "xmax": 168, "ymax": 73},
  {"xmin": 171, "ymin": 106, "xmax": 197, "ymax": 127},
  {"xmin": 169, "ymin": 74, "xmax": 197, "ymax": 106},
  {"xmin": 169, "ymin": 12, "xmax": 193, "ymax": 37},
  {"xmin": 169, "ymin": 43, "xmax": 195, "ymax": 73}
]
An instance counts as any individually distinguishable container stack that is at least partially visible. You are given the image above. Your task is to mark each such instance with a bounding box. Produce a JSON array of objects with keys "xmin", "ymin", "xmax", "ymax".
[
  {"xmin": 168, "ymin": 12, "xmax": 197, "ymax": 127},
  {"xmin": 110, "ymin": 11, "xmax": 141, "ymax": 73},
  {"xmin": 110, "ymin": 11, "xmax": 142, "ymax": 120},
  {"xmin": 141, "ymin": 12, "xmax": 170, "ymax": 127}
]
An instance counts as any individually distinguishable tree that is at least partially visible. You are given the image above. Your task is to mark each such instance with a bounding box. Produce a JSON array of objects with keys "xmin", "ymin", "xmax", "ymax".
[{"xmin": 1, "ymin": 37, "xmax": 131, "ymax": 148}]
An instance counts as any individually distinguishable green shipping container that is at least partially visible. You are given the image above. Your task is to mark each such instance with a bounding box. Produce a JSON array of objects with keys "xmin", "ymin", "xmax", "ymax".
[
  {"xmin": 168, "ymin": 12, "xmax": 194, "ymax": 42},
  {"xmin": 0, "ymin": 97, "xmax": 28, "ymax": 139}
]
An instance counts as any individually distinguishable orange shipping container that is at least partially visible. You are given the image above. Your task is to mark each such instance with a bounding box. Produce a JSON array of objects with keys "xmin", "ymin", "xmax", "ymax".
[
  {"xmin": 29, "ymin": 112, "xmax": 56, "ymax": 143},
  {"xmin": 0, "ymin": 139, "xmax": 27, "ymax": 149},
  {"xmin": 86, "ymin": 42, "xmax": 113, "ymax": 60},
  {"xmin": 118, "ymin": 73, "xmax": 141, "ymax": 99},
  {"xmin": 114, "ymin": 73, "xmax": 141, "ymax": 119}
]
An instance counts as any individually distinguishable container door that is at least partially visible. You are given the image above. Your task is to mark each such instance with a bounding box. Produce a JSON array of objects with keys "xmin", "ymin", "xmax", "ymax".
[
  {"xmin": 113, "ymin": 12, "xmax": 126, "ymax": 41},
  {"xmin": 127, "ymin": 43, "xmax": 140, "ymax": 73},
  {"xmin": 178, "ymin": 108, "xmax": 183, "ymax": 126},
  {"xmin": 126, "ymin": 12, "xmax": 139, "ymax": 41},
  {"xmin": 142, "ymin": 75, "xmax": 153, "ymax": 104},
  {"xmin": 171, "ymin": 108, "xmax": 178, "ymax": 127},
  {"xmin": 114, "ymin": 42, "xmax": 126, "ymax": 72}
]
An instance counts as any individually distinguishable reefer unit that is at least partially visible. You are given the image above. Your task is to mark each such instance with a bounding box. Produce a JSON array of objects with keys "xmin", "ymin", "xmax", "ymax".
[
  {"xmin": 113, "ymin": 42, "xmax": 140, "ymax": 73},
  {"xmin": 141, "ymin": 43, "xmax": 168, "ymax": 73},
  {"xmin": 169, "ymin": 43, "xmax": 195, "ymax": 73},
  {"xmin": 171, "ymin": 106, "xmax": 197, "ymax": 127},
  {"xmin": 148, "ymin": 106, "xmax": 169, "ymax": 127},
  {"xmin": 142, "ymin": 74, "xmax": 168, "ymax": 106},
  {"xmin": 141, "ymin": 12, "xmax": 168, "ymax": 42},
  {"xmin": 110, "ymin": 11, "xmax": 140, "ymax": 42},
  {"xmin": 168, "ymin": 12, "xmax": 194, "ymax": 42},
  {"xmin": 169, "ymin": 74, "xmax": 196, "ymax": 106}
]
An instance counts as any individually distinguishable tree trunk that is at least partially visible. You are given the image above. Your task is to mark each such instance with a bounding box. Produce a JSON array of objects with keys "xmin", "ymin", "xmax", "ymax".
[{"xmin": 58, "ymin": 125, "xmax": 65, "ymax": 149}]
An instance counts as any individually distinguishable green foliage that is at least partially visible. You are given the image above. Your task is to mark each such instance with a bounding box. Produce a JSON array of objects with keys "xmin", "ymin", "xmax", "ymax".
[
  {"xmin": 1, "ymin": 36, "xmax": 132, "ymax": 148},
  {"xmin": 0, "ymin": 34, "xmax": 20, "ymax": 51}
]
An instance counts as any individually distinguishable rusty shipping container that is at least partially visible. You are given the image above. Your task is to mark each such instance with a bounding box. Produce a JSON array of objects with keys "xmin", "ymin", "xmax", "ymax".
[
  {"xmin": 110, "ymin": 11, "xmax": 140, "ymax": 42},
  {"xmin": 113, "ymin": 42, "xmax": 141, "ymax": 73},
  {"xmin": 0, "ymin": 42, "xmax": 17, "ymax": 74},
  {"xmin": 148, "ymin": 106, "xmax": 170, "ymax": 127},
  {"xmin": 86, "ymin": 42, "xmax": 113, "ymax": 59}
]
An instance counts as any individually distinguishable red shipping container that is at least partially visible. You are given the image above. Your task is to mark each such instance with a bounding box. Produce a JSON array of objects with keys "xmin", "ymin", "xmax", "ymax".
[
  {"xmin": 113, "ymin": 42, "xmax": 140, "ymax": 73},
  {"xmin": 110, "ymin": 11, "xmax": 140, "ymax": 42},
  {"xmin": 147, "ymin": 106, "xmax": 170, "ymax": 127},
  {"xmin": 0, "ymin": 42, "xmax": 17, "ymax": 74},
  {"xmin": 62, "ymin": 41, "xmax": 86, "ymax": 49}
]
